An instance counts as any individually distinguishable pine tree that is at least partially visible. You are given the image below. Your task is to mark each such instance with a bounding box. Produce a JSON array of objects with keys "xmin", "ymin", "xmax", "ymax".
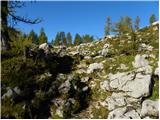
[
  {"xmin": 104, "ymin": 16, "xmax": 111, "ymax": 36},
  {"xmin": 124, "ymin": 16, "xmax": 132, "ymax": 29},
  {"xmin": 66, "ymin": 32, "xmax": 72, "ymax": 46},
  {"xmin": 54, "ymin": 32, "xmax": 60, "ymax": 46},
  {"xmin": 74, "ymin": 33, "xmax": 82, "ymax": 45},
  {"xmin": 38, "ymin": 28, "xmax": 48, "ymax": 44},
  {"xmin": 135, "ymin": 16, "xmax": 140, "ymax": 31},
  {"xmin": 59, "ymin": 32, "xmax": 67, "ymax": 46},
  {"xmin": 27, "ymin": 30, "xmax": 38, "ymax": 44},
  {"xmin": 149, "ymin": 14, "xmax": 156, "ymax": 25},
  {"xmin": 82, "ymin": 34, "xmax": 94, "ymax": 43}
]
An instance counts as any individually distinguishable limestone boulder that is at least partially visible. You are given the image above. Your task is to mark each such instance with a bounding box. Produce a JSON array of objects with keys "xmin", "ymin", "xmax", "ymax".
[
  {"xmin": 107, "ymin": 107, "xmax": 141, "ymax": 119},
  {"xmin": 154, "ymin": 67, "xmax": 159, "ymax": 76},
  {"xmin": 132, "ymin": 54, "xmax": 149, "ymax": 68},
  {"xmin": 87, "ymin": 63, "xmax": 103, "ymax": 74},
  {"xmin": 101, "ymin": 43, "xmax": 109, "ymax": 57},
  {"xmin": 108, "ymin": 72, "xmax": 152, "ymax": 98},
  {"xmin": 39, "ymin": 43, "xmax": 50, "ymax": 54},
  {"xmin": 140, "ymin": 99, "xmax": 159, "ymax": 117},
  {"xmin": 104, "ymin": 92, "xmax": 127, "ymax": 110}
]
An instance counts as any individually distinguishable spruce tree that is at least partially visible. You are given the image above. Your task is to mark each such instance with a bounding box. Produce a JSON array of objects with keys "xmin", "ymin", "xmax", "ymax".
[
  {"xmin": 124, "ymin": 16, "xmax": 132, "ymax": 29},
  {"xmin": 135, "ymin": 16, "xmax": 140, "ymax": 31},
  {"xmin": 104, "ymin": 16, "xmax": 111, "ymax": 36},
  {"xmin": 38, "ymin": 28, "xmax": 48, "ymax": 44},
  {"xmin": 74, "ymin": 33, "xmax": 82, "ymax": 45},
  {"xmin": 54, "ymin": 32, "xmax": 61, "ymax": 46},
  {"xmin": 149, "ymin": 14, "xmax": 156, "ymax": 25},
  {"xmin": 59, "ymin": 32, "xmax": 67, "ymax": 46},
  {"xmin": 82, "ymin": 34, "xmax": 94, "ymax": 43},
  {"xmin": 66, "ymin": 32, "xmax": 72, "ymax": 46},
  {"xmin": 27, "ymin": 30, "xmax": 38, "ymax": 44}
]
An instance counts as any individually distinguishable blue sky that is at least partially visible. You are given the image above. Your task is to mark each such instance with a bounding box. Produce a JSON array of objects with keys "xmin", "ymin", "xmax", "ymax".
[{"xmin": 15, "ymin": 1, "xmax": 159, "ymax": 42}]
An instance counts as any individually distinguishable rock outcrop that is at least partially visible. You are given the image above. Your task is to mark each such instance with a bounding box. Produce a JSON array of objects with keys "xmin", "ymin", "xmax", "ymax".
[{"xmin": 1, "ymin": 22, "xmax": 159, "ymax": 119}]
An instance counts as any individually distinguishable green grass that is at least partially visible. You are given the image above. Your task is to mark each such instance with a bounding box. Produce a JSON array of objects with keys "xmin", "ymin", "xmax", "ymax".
[
  {"xmin": 92, "ymin": 106, "xmax": 109, "ymax": 119},
  {"xmin": 103, "ymin": 55, "xmax": 134, "ymax": 74}
]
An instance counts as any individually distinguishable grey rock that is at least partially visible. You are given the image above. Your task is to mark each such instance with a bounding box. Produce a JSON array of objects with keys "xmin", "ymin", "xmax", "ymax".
[
  {"xmin": 101, "ymin": 43, "xmax": 109, "ymax": 56},
  {"xmin": 104, "ymin": 92, "xmax": 127, "ymax": 110},
  {"xmin": 87, "ymin": 63, "xmax": 103, "ymax": 74},
  {"xmin": 2, "ymin": 89, "xmax": 13, "ymax": 99},
  {"xmin": 101, "ymin": 49, "xmax": 109, "ymax": 57},
  {"xmin": 152, "ymin": 21, "xmax": 159, "ymax": 26},
  {"xmin": 2, "ymin": 87, "xmax": 21, "ymax": 99},
  {"xmin": 39, "ymin": 43, "xmax": 50, "ymax": 54},
  {"xmin": 109, "ymin": 72, "xmax": 151, "ymax": 98},
  {"xmin": 100, "ymin": 80, "xmax": 110, "ymax": 91},
  {"xmin": 81, "ymin": 77, "xmax": 89, "ymax": 82},
  {"xmin": 132, "ymin": 54, "xmax": 149, "ymax": 68},
  {"xmin": 141, "ymin": 99, "xmax": 159, "ymax": 117},
  {"xmin": 84, "ymin": 56, "xmax": 91, "ymax": 60},
  {"xmin": 108, "ymin": 107, "xmax": 141, "ymax": 119},
  {"xmin": 82, "ymin": 86, "xmax": 89, "ymax": 92},
  {"xmin": 139, "ymin": 44, "xmax": 153, "ymax": 51},
  {"xmin": 154, "ymin": 67, "xmax": 159, "ymax": 76},
  {"xmin": 58, "ymin": 79, "xmax": 70, "ymax": 94},
  {"xmin": 93, "ymin": 55, "xmax": 103, "ymax": 60},
  {"xmin": 136, "ymin": 66, "xmax": 152, "ymax": 75},
  {"xmin": 69, "ymin": 51, "xmax": 79, "ymax": 56},
  {"xmin": 143, "ymin": 116, "xmax": 152, "ymax": 119},
  {"xmin": 13, "ymin": 87, "xmax": 21, "ymax": 94}
]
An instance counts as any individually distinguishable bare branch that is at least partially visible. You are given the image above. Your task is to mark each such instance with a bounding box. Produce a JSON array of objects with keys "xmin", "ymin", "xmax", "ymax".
[{"xmin": 9, "ymin": 13, "xmax": 42, "ymax": 24}]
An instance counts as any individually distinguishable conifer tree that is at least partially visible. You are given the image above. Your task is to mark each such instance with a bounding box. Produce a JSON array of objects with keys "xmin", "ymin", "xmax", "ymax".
[
  {"xmin": 38, "ymin": 28, "xmax": 48, "ymax": 44},
  {"xmin": 1, "ymin": 1, "xmax": 41, "ymax": 50},
  {"xmin": 74, "ymin": 33, "xmax": 82, "ymax": 45},
  {"xmin": 59, "ymin": 32, "xmax": 67, "ymax": 45},
  {"xmin": 27, "ymin": 30, "xmax": 38, "ymax": 44},
  {"xmin": 104, "ymin": 16, "xmax": 111, "ymax": 36},
  {"xmin": 149, "ymin": 14, "xmax": 156, "ymax": 25},
  {"xmin": 54, "ymin": 32, "xmax": 60, "ymax": 45},
  {"xmin": 82, "ymin": 34, "xmax": 94, "ymax": 43},
  {"xmin": 135, "ymin": 16, "xmax": 140, "ymax": 31},
  {"xmin": 66, "ymin": 32, "xmax": 72, "ymax": 46}
]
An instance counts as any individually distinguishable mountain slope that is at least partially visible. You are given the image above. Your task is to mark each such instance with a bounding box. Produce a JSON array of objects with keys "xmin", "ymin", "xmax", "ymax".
[{"xmin": 1, "ymin": 22, "xmax": 159, "ymax": 119}]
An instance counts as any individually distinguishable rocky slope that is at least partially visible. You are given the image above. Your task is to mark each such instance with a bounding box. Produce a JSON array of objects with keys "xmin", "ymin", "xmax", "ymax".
[{"xmin": 1, "ymin": 22, "xmax": 159, "ymax": 119}]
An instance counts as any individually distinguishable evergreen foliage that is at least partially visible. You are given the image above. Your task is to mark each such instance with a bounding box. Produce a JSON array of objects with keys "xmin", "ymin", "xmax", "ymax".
[
  {"xmin": 66, "ymin": 32, "xmax": 72, "ymax": 46},
  {"xmin": 54, "ymin": 32, "xmax": 61, "ymax": 46},
  {"xmin": 104, "ymin": 16, "xmax": 111, "ymax": 36},
  {"xmin": 59, "ymin": 32, "xmax": 67, "ymax": 46},
  {"xmin": 27, "ymin": 30, "xmax": 38, "ymax": 44},
  {"xmin": 38, "ymin": 28, "xmax": 48, "ymax": 44},
  {"xmin": 74, "ymin": 33, "xmax": 82, "ymax": 45},
  {"xmin": 82, "ymin": 34, "xmax": 94, "ymax": 43},
  {"xmin": 149, "ymin": 14, "xmax": 156, "ymax": 25},
  {"xmin": 135, "ymin": 16, "xmax": 140, "ymax": 31}
]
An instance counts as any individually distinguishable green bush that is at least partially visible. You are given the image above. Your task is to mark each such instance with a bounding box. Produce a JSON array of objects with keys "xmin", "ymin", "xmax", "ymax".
[
  {"xmin": 1, "ymin": 57, "xmax": 46, "ymax": 88},
  {"xmin": 1, "ymin": 49, "xmax": 21, "ymax": 61}
]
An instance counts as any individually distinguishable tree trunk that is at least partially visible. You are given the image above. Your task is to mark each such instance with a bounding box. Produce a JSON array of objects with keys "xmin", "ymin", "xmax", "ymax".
[{"xmin": 1, "ymin": 1, "xmax": 11, "ymax": 50}]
